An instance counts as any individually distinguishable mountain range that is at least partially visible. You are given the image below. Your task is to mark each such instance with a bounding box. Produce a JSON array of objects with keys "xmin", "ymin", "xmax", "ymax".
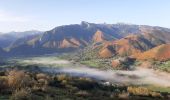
[
  {"xmin": 0, "ymin": 21, "xmax": 170, "ymax": 61},
  {"xmin": 0, "ymin": 30, "xmax": 42, "ymax": 48}
]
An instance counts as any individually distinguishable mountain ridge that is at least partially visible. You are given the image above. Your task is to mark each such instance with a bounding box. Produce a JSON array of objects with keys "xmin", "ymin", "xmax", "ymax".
[{"xmin": 0, "ymin": 22, "xmax": 170, "ymax": 57}]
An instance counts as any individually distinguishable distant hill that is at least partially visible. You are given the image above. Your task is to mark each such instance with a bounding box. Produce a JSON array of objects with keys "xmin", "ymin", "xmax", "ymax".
[
  {"xmin": 0, "ymin": 30, "xmax": 42, "ymax": 48},
  {"xmin": 98, "ymin": 33, "xmax": 165, "ymax": 58},
  {"xmin": 134, "ymin": 44, "xmax": 170, "ymax": 61}
]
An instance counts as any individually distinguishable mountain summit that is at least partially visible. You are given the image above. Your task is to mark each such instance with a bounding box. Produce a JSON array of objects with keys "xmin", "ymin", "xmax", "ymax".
[{"xmin": 0, "ymin": 22, "xmax": 170, "ymax": 56}]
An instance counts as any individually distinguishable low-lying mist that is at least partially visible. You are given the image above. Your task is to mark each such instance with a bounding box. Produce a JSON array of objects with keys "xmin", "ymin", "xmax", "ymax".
[
  {"xmin": 42, "ymin": 67, "xmax": 170, "ymax": 87},
  {"xmin": 11, "ymin": 56, "xmax": 170, "ymax": 87}
]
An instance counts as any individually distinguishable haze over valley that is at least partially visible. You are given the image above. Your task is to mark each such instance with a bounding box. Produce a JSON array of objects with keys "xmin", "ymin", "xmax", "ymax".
[{"xmin": 0, "ymin": 0, "xmax": 170, "ymax": 100}]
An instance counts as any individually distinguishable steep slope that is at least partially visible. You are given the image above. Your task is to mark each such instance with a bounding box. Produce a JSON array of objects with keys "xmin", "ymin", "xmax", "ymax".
[
  {"xmin": 92, "ymin": 30, "xmax": 113, "ymax": 43},
  {"xmin": 98, "ymin": 34, "xmax": 165, "ymax": 58},
  {"xmin": 6, "ymin": 22, "xmax": 170, "ymax": 56},
  {"xmin": 97, "ymin": 25, "xmax": 170, "ymax": 58},
  {"xmin": 7, "ymin": 22, "xmax": 124, "ymax": 55},
  {"xmin": 99, "ymin": 45, "xmax": 115, "ymax": 58},
  {"xmin": 93, "ymin": 30, "xmax": 106, "ymax": 43},
  {"xmin": 139, "ymin": 26, "xmax": 170, "ymax": 43},
  {"xmin": 134, "ymin": 44, "xmax": 170, "ymax": 61}
]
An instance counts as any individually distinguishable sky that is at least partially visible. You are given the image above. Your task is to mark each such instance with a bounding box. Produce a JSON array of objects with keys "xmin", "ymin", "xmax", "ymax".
[{"xmin": 0, "ymin": 0, "xmax": 170, "ymax": 33}]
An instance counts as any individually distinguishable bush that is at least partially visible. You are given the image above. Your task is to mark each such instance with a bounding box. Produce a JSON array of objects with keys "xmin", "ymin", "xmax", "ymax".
[
  {"xmin": 127, "ymin": 86, "xmax": 150, "ymax": 96},
  {"xmin": 57, "ymin": 74, "xmax": 68, "ymax": 81},
  {"xmin": 10, "ymin": 88, "xmax": 32, "ymax": 100},
  {"xmin": 36, "ymin": 73, "xmax": 50, "ymax": 86},
  {"xmin": 75, "ymin": 90, "xmax": 90, "ymax": 97},
  {"xmin": 150, "ymin": 92, "xmax": 162, "ymax": 97},
  {"xmin": 7, "ymin": 70, "xmax": 32, "ymax": 90},
  {"xmin": 118, "ymin": 92, "xmax": 129, "ymax": 99},
  {"xmin": 127, "ymin": 86, "xmax": 162, "ymax": 98},
  {"xmin": 36, "ymin": 73, "xmax": 49, "ymax": 80},
  {"xmin": 0, "ymin": 71, "xmax": 5, "ymax": 76},
  {"xmin": 0, "ymin": 76, "xmax": 8, "ymax": 91}
]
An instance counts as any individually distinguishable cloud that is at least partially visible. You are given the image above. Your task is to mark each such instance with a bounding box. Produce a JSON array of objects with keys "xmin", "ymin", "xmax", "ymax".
[{"xmin": 0, "ymin": 10, "xmax": 31, "ymax": 22}]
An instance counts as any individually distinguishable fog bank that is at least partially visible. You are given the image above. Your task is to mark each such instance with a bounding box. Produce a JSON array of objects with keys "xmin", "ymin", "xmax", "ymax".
[{"xmin": 14, "ymin": 56, "xmax": 170, "ymax": 87}]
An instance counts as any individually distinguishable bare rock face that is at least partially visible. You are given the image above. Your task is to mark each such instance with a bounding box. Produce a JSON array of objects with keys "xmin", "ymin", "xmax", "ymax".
[{"xmin": 93, "ymin": 30, "xmax": 106, "ymax": 43}]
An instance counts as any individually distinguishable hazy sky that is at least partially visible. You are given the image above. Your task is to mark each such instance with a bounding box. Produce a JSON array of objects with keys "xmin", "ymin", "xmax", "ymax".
[{"xmin": 0, "ymin": 0, "xmax": 170, "ymax": 32}]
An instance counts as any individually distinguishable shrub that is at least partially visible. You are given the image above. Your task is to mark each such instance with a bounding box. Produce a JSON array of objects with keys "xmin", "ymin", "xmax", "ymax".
[
  {"xmin": 0, "ymin": 76, "xmax": 8, "ymax": 91},
  {"xmin": 0, "ymin": 71, "xmax": 5, "ymax": 76},
  {"xmin": 127, "ymin": 86, "xmax": 150, "ymax": 96},
  {"xmin": 36, "ymin": 73, "xmax": 50, "ymax": 86},
  {"xmin": 10, "ymin": 88, "xmax": 32, "ymax": 100},
  {"xmin": 7, "ymin": 70, "xmax": 32, "ymax": 90},
  {"xmin": 37, "ymin": 79, "xmax": 48, "ymax": 85},
  {"xmin": 36, "ymin": 73, "xmax": 49, "ymax": 80},
  {"xmin": 118, "ymin": 92, "xmax": 129, "ymax": 99},
  {"xmin": 150, "ymin": 92, "xmax": 162, "ymax": 97},
  {"xmin": 75, "ymin": 90, "xmax": 90, "ymax": 97},
  {"xmin": 57, "ymin": 74, "xmax": 68, "ymax": 81}
]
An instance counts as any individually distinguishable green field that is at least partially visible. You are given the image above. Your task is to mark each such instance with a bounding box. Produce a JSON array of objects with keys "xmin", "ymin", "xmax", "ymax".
[{"xmin": 146, "ymin": 85, "xmax": 170, "ymax": 93}]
